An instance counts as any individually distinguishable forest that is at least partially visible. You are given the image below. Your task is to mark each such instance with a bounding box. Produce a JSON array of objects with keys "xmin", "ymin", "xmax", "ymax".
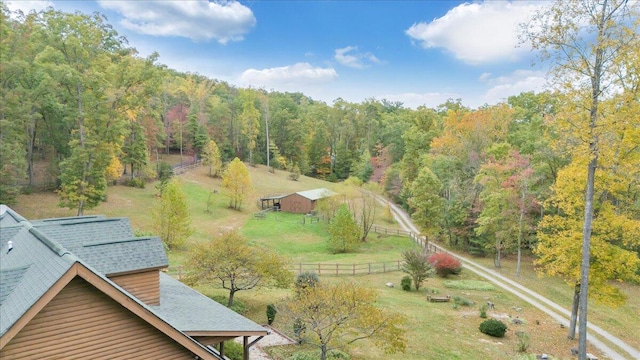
[{"xmin": 1, "ymin": 2, "xmax": 639, "ymax": 308}]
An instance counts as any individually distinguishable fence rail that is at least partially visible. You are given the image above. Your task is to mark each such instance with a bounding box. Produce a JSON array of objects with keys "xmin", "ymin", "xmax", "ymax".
[
  {"xmin": 166, "ymin": 223, "xmax": 445, "ymax": 279},
  {"xmin": 291, "ymin": 260, "xmax": 403, "ymax": 276},
  {"xmin": 172, "ymin": 159, "xmax": 202, "ymax": 175}
]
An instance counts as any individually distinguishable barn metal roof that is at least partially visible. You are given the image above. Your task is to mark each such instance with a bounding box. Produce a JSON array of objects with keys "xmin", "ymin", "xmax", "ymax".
[{"xmin": 295, "ymin": 188, "xmax": 338, "ymax": 201}]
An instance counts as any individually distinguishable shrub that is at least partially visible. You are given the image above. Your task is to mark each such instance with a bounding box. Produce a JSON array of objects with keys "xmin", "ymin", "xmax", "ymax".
[
  {"xmin": 479, "ymin": 304, "xmax": 488, "ymax": 318},
  {"xmin": 156, "ymin": 161, "xmax": 174, "ymax": 192},
  {"xmin": 127, "ymin": 178, "xmax": 145, "ymax": 188},
  {"xmin": 479, "ymin": 319, "xmax": 507, "ymax": 338},
  {"xmin": 266, "ymin": 304, "xmax": 278, "ymax": 325},
  {"xmin": 515, "ymin": 331, "xmax": 530, "ymax": 352},
  {"xmin": 288, "ymin": 164, "xmax": 301, "ymax": 181},
  {"xmin": 295, "ymin": 271, "xmax": 320, "ymax": 291},
  {"xmin": 401, "ymin": 275, "xmax": 412, "ymax": 291},
  {"xmin": 429, "ymin": 253, "xmax": 462, "ymax": 277},
  {"xmin": 328, "ymin": 350, "xmax": 350, "ymax": 359},
  {"xmin": 453, "ymin": 296, "xmax": 472, "ymax": 306}
]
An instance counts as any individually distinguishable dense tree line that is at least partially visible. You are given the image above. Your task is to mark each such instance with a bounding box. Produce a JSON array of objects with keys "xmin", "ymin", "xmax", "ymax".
[{"xmin": 1, "ymin": 3, "xmax": 638, "ymax": 309}]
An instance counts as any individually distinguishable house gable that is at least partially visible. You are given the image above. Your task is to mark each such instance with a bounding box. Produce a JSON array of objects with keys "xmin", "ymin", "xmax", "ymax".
[
  {"xmin": 1, "ymin": 263, "xmax": 218, "ymax": 359},
  {"xmin": 1, "ymin": 276, "xmax": 197, "ymax": 359}
]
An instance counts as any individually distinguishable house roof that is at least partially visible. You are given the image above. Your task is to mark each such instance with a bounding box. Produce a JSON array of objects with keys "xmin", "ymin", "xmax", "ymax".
[
  {"xmin": 152, "ymin": 273, "xmax": 266, "ymax": 335},
  {"xmin": 294, "ymin": 188, "xmax": 338, "ymax": 201},
  {"xmin": 31, "ymin": 217, "xmax": 168, "ymax": 275},
  {"xmin": 0, "ymin": 205, "xmax": 266, "ymax": 356},
  {"xmin": 0, "ymin": 215, "xmax": 76, "ymax": 336}
]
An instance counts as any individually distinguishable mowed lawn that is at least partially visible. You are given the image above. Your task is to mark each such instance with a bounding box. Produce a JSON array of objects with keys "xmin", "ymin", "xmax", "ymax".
[{"xmin": 12, "ymin": 163, "xmax": 637, "ymax": 359}]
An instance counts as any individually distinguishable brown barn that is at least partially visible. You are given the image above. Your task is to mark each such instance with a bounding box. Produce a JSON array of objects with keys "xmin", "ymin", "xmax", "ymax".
[
  {"xmin": 0, "ymin": 205, "xmax": 267, "ymax": 360},
  {"xmin": 279, "ymin": 188, "xmax": 338, "ymax": 214}
]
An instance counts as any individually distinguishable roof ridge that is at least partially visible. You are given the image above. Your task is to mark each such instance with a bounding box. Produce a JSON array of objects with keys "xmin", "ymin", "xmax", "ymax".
[
  {"xmin": 25, "ymin": 223, "xmax": 74, "ymax": 259},
  {"xmin": 0, "ymin": 205, "xmax": 27, "ymax": 223},
  {"xmin": 82, "ymin": 236, "xmax": 160, "ymax": 247},
  {"xmin": 38, "ymin": 215, "xmax": 104, "ymax": 222}
]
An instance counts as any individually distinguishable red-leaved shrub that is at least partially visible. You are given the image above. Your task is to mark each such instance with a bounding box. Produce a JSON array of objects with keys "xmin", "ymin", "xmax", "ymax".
[{"xmin": 429, "ymin": 253, "xmax": 462, "ymax": 277}]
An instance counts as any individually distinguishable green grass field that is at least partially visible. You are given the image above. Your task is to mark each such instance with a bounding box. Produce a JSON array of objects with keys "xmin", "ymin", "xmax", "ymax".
[{"xmin": 12, "ymin": 163, "xmax": 638, "ymax": 359}]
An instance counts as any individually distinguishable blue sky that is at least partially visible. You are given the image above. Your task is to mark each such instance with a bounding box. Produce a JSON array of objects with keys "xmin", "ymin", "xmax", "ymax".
[{"xmin": 6, "ymin": 1, "xmax": 551, "ymax": 109}]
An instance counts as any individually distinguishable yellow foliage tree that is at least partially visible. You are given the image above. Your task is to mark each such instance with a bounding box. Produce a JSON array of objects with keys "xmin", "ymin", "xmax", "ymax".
[
  {"xmin": 151, "ymin": 179, "xmax": 193, "ymax": 250},
  {"xmin": 285, "ymin": 282, "xmax": 406, "ymax": 360},
  {"xmin": 104, "ymin": 156, "xmax": 124, "ymax": 184},
  {"xmin": 201, "ymin": 140, "xmax": 222, "ymax": 177},
  {"xmin": 185, "ymin": 230, "xmax": 292, "ymax": 307},
  {"xmin": 221, "ymin": 157, "xmax": 252, "ymax": 210}
]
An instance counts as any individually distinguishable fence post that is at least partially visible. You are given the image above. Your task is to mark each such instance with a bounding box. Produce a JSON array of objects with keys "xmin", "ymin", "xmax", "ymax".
[
  {"xmin": 336, "ymin": 263, "xmax": 339, "ymax": 276},
  {"xmin": 397, "ymin": 260, "xmax": 400, "ymax": 270},
  {"xmin": 369, "ymin": 263, "xmax": 371, "ymax": 274},
  {"xmin": 318, "ymin": 263, "xmax": 321, "ymax": 275},
  {"xmin": 353, "ymin": 264, "xmax": 355, "ymax": 275},
  {"xmin": 178, "ymin": 266, "xmax": 182, "ymax": 280},
  {"xmin": 383, "ymin": 262, "xmax": 386, "ymax": 273},
  {"xmin": 299, "ymin": 263, "xmax": 302, "ymax": 273}
]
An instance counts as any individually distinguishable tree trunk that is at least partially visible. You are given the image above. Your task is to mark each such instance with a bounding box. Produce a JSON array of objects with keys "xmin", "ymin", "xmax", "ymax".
[
  {"xmin": 320, "ymin": 343, "xmax": 328, "ymax": 360},
  {"xmin": 516, "ymin": 189, "xmax": 526, "ymax": 278},
  {"xmin": 568, "ymin": 284, "xmax": 580, "ymax": 339},
  {"xmin": 495, "ymin": 240, "xmax": 501, "ymax": 268},
  {"xmin": 578, "ymin": 153, "xmax": 597, "ymax": 359},
  {"xmin": 227, "ymin": 289, "xmax": 235, "ymax": 307},
  {"xmin": 578, "ymin": 2, "xmax": 606, "ymax": 356}
]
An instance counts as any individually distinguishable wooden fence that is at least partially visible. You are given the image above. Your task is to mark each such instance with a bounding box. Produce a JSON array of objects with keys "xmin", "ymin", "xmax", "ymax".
[
  {"xmin": 166, "ymin": 224, "xmax": 445, "ymax": 279},
  {"xmin": 172, "ymin": 159, "xmax": 202, "ymax": 175},
  {"xmin": 291, "ymin": 260, "xmax": 403, "ymax": 276}
]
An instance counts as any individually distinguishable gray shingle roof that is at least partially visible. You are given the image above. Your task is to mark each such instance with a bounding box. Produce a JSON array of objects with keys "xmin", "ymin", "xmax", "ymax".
[
  {"xmin": 0, "ymin": 222, "xmax": 76, "ymax": 336},
  {"xmin": 0, "ymin": 204, "xmax": 25, "ymax": 226},
  {"xmin": 152, "ymin": 273, "xmax": 266, "ymax": 333},
  {"xmin": 33, "ymin": 217, "xmax": 168, "ymax": 274}
]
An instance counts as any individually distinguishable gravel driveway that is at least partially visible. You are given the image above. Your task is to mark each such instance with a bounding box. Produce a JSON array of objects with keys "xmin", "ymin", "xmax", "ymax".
[{"xmin": 378, "ymin": 194, "xmax": 639, "ymax": 360}]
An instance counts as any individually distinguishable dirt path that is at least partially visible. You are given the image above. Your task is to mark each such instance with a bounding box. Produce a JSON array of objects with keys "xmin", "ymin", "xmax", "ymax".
[{"xmin": 381, "ymin": 196, "xmax": 639, "ymax": 360}]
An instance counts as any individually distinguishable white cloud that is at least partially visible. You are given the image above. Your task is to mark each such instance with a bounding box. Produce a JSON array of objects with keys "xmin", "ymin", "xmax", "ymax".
[
  {"xmin": 377, "ymin": 92, "xmax": 460, "ymax": 109},
  {"xmin": 239, "ymin": 63, "xmax": 338, "ymax": 89},
  {"xmin": 406, "ymin": 1, "xmax": 542, "ymax": 64},
  {"xmin": 480, "ymin": 69, "xmax": 546, "ymax": 104},
  {"xmin": 97, "ymin": 0, "xmax": 256, "ymax": 43},
  {"xmin": 334, "ymin": 46, "xmax": 382, "ymax": 69},
  {"xmin": 4, "ymin": 0, "xmax": 52, "ymax": 15}
]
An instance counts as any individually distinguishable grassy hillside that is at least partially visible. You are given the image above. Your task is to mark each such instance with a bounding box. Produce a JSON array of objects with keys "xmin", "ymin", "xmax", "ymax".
[{"xmin": 12, "ymin": 163, "xmax": 639, "ymax": 359}]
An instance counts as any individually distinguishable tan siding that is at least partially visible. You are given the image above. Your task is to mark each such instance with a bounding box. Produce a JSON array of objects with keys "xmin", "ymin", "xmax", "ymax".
[
  {"xmin": 109, "ymin": 270, "xmax": 160, "ymax": 305},
  {"xmin": 1, "ymin": 277, "xmax": 197, "ymax": 360}
]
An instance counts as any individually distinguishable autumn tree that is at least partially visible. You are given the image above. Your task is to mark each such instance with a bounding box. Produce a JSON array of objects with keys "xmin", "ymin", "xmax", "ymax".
[
  {"xmin": 401, "ymin": 248, "xmax": 433, "ymax": 291},
  {"xmin": 221, "ymin": 157, "xmax": 252, "ymax": 210},
  {"xmin": 152, "ymin": 178, "xmax": 193, "ymax": 250},
  {"xmin": 201, "ymin": 139, "xmax": 222, "ymax": 177},
  {"xmin": 284, "ymin": 282, "xmax": 406, "ymax": 360},
  {"xmin": 185, "ymin": 230, "xmax": 292, "ymax": 306},
  {"xmin": 406, "ymin": 166, "xmax": 444, "ymax": 238},
  {"xmin": 475, "ymin": 144, "xmax": 538, "ymax": 271},
  {"xmin": 327, "ymin": 204, "xmax": 361, "ymax": 253},
  {"xmin": 238, "ymin": 89, "xmax": 261, "ymax": 165},
  {"xmin": 524, "ymin": 1, "xmax": 639, "ymax": 354},
  {"xmin": 356, "ymin": 188, "xmax": 377, "ymax": 242}
]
